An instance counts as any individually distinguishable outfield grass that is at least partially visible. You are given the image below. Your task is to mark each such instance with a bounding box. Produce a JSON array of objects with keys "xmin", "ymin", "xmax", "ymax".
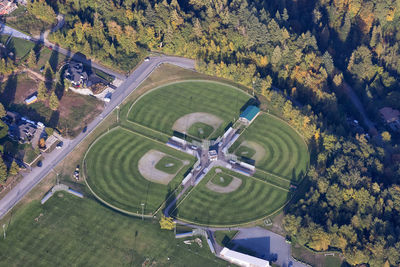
[
  {"xmin": 155, "ymin": 156, "xmax": 183, "ymax": 174},
  {"xmin": 230, "ymin": 114, "xmax": 309, "ymax": 182},
  {"xmin": 188, "ymin": 122, "xmax": 214, "ymax": 139},
  {"xmin": 85, "ymin": 127, "xmax": 195, "ymax": 214},
  {"xmin": 0, "ymin": 194, "xmax": 226, "ymax": 267},
  {"xmin": 176, "ymin": 168, "xmax": 290, "ymax": 226},
  {"xmin": 211, "ymin": 173, "xmax": 233, "ymax": 187},
  {"xmin": 127, "ymin": 81, "xmax": 251, "ymax": 138}
]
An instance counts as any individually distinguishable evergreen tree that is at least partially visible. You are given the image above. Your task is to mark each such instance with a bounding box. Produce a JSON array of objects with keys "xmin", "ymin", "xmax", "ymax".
[
  {"xmin": 37, "ymin": 81, "xmax": 47, "ymax": 101},
  {"xmin": 0, "ymin": 102, "xmax": 6, "ymax": 118},
  {"xmin": 0, "ymin": 156, "xmax": 7, "ymax": 183},
  {"xmin": 26, "ymin": 49, "xmax": 36, "ymax": 69},
  {"xmin": 49, "ymin": 91, "xmax": 59, "ymax": 111},
  {"xmin": 8, "ymin": 161, "xmax": 19, "ymax": 176}
]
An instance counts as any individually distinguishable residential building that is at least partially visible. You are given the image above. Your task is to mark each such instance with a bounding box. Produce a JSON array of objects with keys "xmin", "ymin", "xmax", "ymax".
[
  {"xmin": 0, "ymin": 0, "xmax": 17, "ymax": 15},
  {"xmin": 65, "ymin": 62, "xmax": 88, "ymax": 87}
]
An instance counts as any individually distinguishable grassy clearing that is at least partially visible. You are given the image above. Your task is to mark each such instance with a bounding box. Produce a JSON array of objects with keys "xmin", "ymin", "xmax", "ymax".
[
  {"xmin": 5, "ymin": 6, "xmax": 52, "ymax": 35},
  {"xmin": 85, "ymin": 127, "xmax": 195, "ymax": 214},
  {"xmin": 211, "ymin": 173, "xmax": 233, "ymax": 187},
  {"xmin": 127, "ymin": 81, "xmax": 250, "ymax": 139},
  {"xmin": 188, "ymin": 122, "xmax": 214, "ymax": 139},
  {"xmin": 0, "ymin": 194, "xmax": 226, "ymax": 267},
  {"xmin": 230, "ymin": 113, "xmax": 309, "ymax": 182},
  {"xmin": 176, "ymin": 167, "xmax": 290, "ymax": 226},
  {"xmin": 4, "ymin": 36, "xmax": 34, "ymax": 60},
  {"xmin": 155, "ymin": 156, "xmax": 183, "ymax": 174}
]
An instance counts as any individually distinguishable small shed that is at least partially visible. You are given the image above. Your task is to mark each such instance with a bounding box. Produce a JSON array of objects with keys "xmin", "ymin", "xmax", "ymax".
[
  {"xmin": 239, "ymin": 106, "xmax": 260, "ymax": 125},
  {"xmin": 25, "ymin": 95, "xmax": 37, "ymax": 105}
]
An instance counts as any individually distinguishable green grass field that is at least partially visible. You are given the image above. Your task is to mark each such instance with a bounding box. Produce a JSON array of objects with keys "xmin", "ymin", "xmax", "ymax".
[
  {"xmin": 2, "ymin": 35, "xmax": 34, "ymax": 60},
  {"xmin": 176, "ymin": 168, "xmax": 290, "ymax": 226},
  {"xmin": 0, "ymin": 194, "xmax": 226, "ymax": 267},
  {"xmin": 127, "ymin": 81, "xmax": 251, "ymax": 138},
  {"xmin": 188, "ymin": 122, "xmax": 214, "ymax": 139},
  {"xmin": 85, "ymin": 127, "xmax": 195, "ymax": 214},
  {"xmin": 211, "ymin": 173, "xmax": 233, "ymax": 187},
  {"xmin": 155, "ymin": 156, "xmax": 183, "ymax": 174},
  {"xmin": 230, "ymin": 114, "xmax": 309, "ymax": 182}
]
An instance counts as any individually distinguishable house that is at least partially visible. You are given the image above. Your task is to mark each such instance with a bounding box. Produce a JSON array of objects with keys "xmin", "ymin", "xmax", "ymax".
[
  {"xmin": 239, "ymin": 106, "xmax": 260, "ymax": 125},
  {"xmin": 65, "ymin": 62, "xmax": 88, "ymax": 87},
  {"xmin": 219, "ymin": 247, "xmax": 270, "ymax": 267},
  {"xmin": 379, "ymin": 107, "xmax": 400, "ymax": 131},
  {"xmin": 0, "ymin": 0, "xmax": 17, "ymax": 15}
]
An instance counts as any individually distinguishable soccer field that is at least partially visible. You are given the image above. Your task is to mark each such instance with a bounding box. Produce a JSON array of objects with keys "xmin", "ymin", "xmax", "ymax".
[
  {"xmin": 176, "ymin": 168, "xmax": 290, "ymax": 226},
  {"xmin": 127, "ymin": 81, "xmax": 251, "ymax": 139},
  {"xmin": 0, "ymin": 195, "xmax": 225, "ymax": 267},
  {"xmin": 85, "ymin": 127, "xmax": 195, "ymax": 214},
  {"xmin": 231, "ymin": 114, "xmax": 309, "ymax": 182}
]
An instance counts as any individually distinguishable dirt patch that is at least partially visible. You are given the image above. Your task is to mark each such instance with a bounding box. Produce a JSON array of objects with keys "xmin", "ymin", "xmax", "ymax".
[
  {"xmin": 239, "ymin": 141, "xmax": 266, "ymax": 163},
  {"xmin": 206, "ymin": 176, "xmax": 242, "ymax": 193},
  {"xmin": 172, "ymin": 112, "xmax": 223, "ymax": 134},
  {"xmin": 138, "ymin": 150, "xmax": 185, "ymax": 185}
]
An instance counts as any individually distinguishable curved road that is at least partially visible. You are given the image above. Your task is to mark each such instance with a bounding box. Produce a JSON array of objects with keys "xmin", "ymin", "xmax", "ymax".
[{"xmin": 0, "ymin": 55, "xmax": 195, "ymax": 219}]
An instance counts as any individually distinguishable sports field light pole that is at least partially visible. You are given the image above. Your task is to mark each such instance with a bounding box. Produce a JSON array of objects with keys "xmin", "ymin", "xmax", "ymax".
[
  {"xmin": 116, "ymin": 105, "xmax": 120, "ymax": 123},
  {"xmin": 2, "ymin": 224, "xmax": 6, "ymax": 240},
  {"xmin": 141, "ymin": 203, "xmax": 145, "ymax": 220}
]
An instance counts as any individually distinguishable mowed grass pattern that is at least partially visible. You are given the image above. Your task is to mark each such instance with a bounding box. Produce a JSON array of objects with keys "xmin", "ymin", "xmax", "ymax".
[
  {"xmin": 128, "ymin": 81, "xmax": 251, "ymax": 138},
  {"xmin": 176, "ymin": 168, "xmax": 289, "ymax": 226},
  {"xmin": 0, "ymin": 195, "xmax": 226, "ymax": 267},
  {"xmin": 85, "ymin": 128, "xmax": 195, "ymax": 214},
  {"xmin": 232, "ymin": 114, "xmax": 309, "ymax": 182}
]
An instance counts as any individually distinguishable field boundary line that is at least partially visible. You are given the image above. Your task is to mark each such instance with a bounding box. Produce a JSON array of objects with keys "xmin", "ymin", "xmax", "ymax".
[
  {"xmin": 126, "ymin": 79, "xmax": 252, "ymax": 122},
  {"xmin": 247, "ymin": 174, "xmax": 289, "ymax": 192},
  {"xmin": 123, "ymin": 119, "xmax": 171, "ymax": 140},
  {"xmin": 255, "ymin": 169, "xmax": 293, "ymax": 184},
  {"xmin": 83, "ymin": 126, "xmax": 195, "ymax": 217}
]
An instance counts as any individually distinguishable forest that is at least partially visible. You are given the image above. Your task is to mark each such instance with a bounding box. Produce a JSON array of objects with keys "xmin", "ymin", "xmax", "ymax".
[{"xmin": 17, "ymin": 0, "xmax": 400, "ymax": 265}]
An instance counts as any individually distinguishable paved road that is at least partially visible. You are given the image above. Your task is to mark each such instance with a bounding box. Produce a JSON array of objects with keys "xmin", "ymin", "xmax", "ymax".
[
  {"xmin": 0, "ymin": 55, "xmax": 195, "ymax": 220},
  {"xmin": 342, "ymin": 82, "xmax": 378, "ymax": 136}
]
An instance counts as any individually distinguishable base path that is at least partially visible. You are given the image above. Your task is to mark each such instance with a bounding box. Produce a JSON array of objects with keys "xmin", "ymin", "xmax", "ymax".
[
  {"xmin": 0, "ymin": 55, "xmax": 195, "ymax": 220},
  {"xmin": 206, "ymin": 177, "xmax": 242, "ymax": 193},
  {"xmin": 138, "ymin": 150, "xmax": 177, "ymax": 185},
  {"xmin": 238, "ymin": 141, "xmax": 266, "ymax": 163},
  {"xmin": 172, "ymin": 112, "xmax": 223, "ymax": 133}
]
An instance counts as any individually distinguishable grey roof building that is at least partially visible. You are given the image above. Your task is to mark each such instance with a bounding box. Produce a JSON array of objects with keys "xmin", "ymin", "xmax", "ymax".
[{"xmin": 65, "ymin": 62, "xmax": 88, "ymax": 87}]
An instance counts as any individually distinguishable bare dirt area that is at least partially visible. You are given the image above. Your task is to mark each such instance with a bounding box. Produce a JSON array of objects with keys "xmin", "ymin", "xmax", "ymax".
[
  {"xmin": 138, "ymin": 150, "xmax": 181, "ymax": 185},
  {"xmin": 239, "ymin": 140, "xmax": 266, "ymax": 163},
  {"xmin": 172, "ymin": 112, "xmax": 223, "ymax": 134},
  {"xmin": 206, "ymin": 176, "xmax": 242, "ymax": 193}
]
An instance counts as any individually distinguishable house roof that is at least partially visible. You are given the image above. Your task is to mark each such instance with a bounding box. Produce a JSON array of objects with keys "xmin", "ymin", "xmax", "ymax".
[
  {"xmin": 240, "ymin": 105, "xmax": 260, "ymax": 122},
  {"xmin": 379, "ymin": 107, "xmax": 400, "ymax": 123}
]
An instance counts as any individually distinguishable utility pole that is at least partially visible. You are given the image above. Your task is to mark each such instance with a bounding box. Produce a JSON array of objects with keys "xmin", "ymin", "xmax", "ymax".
[
  {"xmin": 116, "ymin": 105, "xmax": 120, "ymax": 123},
  {"xmin": 3, "ymin": 224, "xmax": 6, "ymax": 240},
  {"xmin": 141, "ymin": 203, "xmax": 145, "ymax": 220}
]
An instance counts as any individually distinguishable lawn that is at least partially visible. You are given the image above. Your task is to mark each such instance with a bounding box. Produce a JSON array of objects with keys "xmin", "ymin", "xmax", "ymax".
[
  {"xmin": 155, "ymin": 156, "xmax": 183, "ymax": 174},
  {"xmin": 176, "ymin": 167, "xmax": 290, "ymax": 226},
  {"xmin": 85, "ymin": 127, "xmax": 195, "ymax": 214},
  {"xmin": 6, "ymin": 36, "xmax": 34, "ymax": 60},
  {"xmin": 188, "ymin": 122, "xmax": 214, "ymax": 139},
  {"xmin": 0, "ymin": 194, "xmax": 226, "ymax": 267},
  {"xmin": 230, "ymin": 114, "xmax": 309, "ymax": 183},
  {"xmin": 211, "ymin": 173, "xmax": 233, "ymax": 187},
  {"xmin": 127, "ymin": 81, "xmax": 251, "ymax": 139}
]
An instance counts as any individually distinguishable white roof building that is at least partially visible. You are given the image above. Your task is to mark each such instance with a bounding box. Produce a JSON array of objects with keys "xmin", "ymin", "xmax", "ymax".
[{"xmin": 219, "ymin": 247, "xmax": 270, "ymax": 267}]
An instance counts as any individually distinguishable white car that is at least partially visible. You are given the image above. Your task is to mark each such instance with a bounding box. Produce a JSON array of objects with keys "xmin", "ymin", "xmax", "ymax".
[{"xmin": 144, "ymin": 57, "xmax": 150, "ymax": 62}]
